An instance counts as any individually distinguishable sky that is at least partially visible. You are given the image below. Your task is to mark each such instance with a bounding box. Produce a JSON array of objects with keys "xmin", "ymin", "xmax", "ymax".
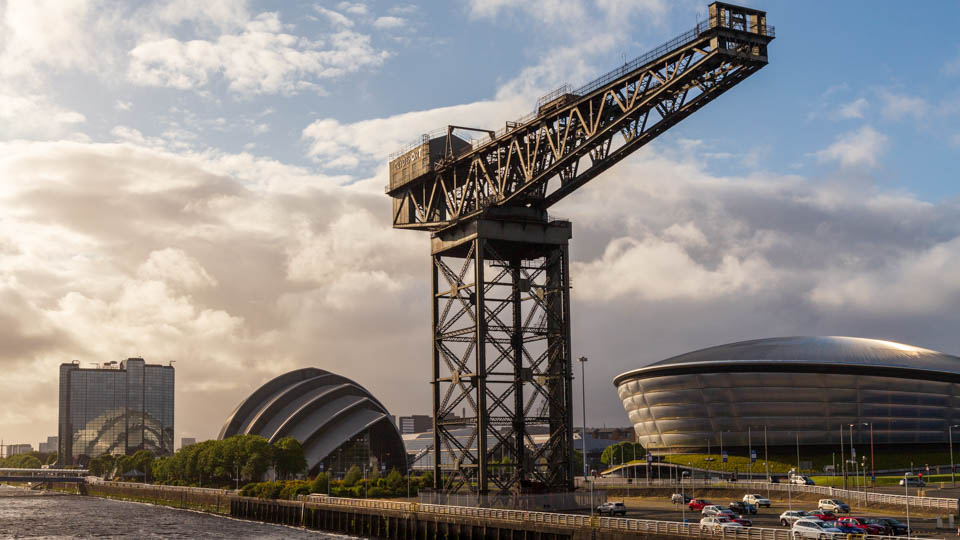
[{"xmin": 2, "ymin": 0, "xmax": 960, "ymax": 449}]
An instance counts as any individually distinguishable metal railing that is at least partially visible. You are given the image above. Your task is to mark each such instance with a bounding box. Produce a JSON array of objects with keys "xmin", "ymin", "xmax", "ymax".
[
  {"xmin": 96, "ymin": 480, "xmax": 235, "ymax": 496},
  {"xmin": 577, "ymin": 478, "xmax": 957, "ymax": 512},
  {"xmin": 295, "ymin": 494, "xmax": 920, "ymax": 540}
]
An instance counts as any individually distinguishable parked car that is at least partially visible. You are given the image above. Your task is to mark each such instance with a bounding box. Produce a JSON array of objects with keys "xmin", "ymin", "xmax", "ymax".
[
  {"xmin": 689, "ymin": 498, "xmax": 712, "ymax": 511},
  {"xmin": 671, "ymin": 493, "xmax": 692, "ymax": 504},
  {"xmin": 789, "ymin": 475, "xmax": 815, "ymax": 485},
  {"xmin": 817, "ymin": 499, "xmax": 850, "ymax": 513},
  {"xmin": 870, "ymin": 517, "xmax": 909, "ymax": 536},
  {"xmin": 702, "ymin": 505, "xmax": 736, "ymax": 518},
  {"xmin": 743, "ymin": 494, "xmax": 771, "ymax": 508},
  {"xmin": 837, "ymin": 517, "xmax": 884, "ymax": 535},
  {"xmin": 804, "ymin": 510, "xmax": 836, "ymax": 521},
  {"xmin": 825, "ymin": 521, "xmax": 864, "ymax": 534},
  {"xmin": 899, "ymin": 477, "xmax": 926, "ymax": 487},
  {"xmin": 700, "ymin": 516, "xmax": 744, "ymax": 533},
  {"xmin": 596, "ymin": 502, "xmax": 627, "ymax": 516},
  {"xmin": 728, "ymin": 501, "xmax": 758, "ymax": 515},
  {"xmin": 792, "ymin": 519, "xmax": 842, "ymax": 539},
  {"xmin": 780, "ymin": 510, "xmax": 808, "ymax": 526}
]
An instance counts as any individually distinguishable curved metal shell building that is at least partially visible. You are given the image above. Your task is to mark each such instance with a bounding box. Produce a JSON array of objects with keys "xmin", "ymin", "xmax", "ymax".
[
  {"xmin": 219, "ymin": 368, "xmax": 406, "ymax": 475},
  {"xmin": 614, "ymin": 336, "xmax": 960, "ymax": 451}
]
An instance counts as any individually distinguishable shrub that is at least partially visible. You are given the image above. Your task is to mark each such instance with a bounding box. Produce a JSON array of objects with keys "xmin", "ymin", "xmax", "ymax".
[
  {"xmin": 342, "ymin": 465, "xmax": 363, "ymax": 487},
  {"xmin": 309, "ymin": 472, "xmax": 328, "ymax": 494}
]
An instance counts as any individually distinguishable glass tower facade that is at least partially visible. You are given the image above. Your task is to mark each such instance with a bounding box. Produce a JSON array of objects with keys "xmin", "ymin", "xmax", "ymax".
[{"xmin": 58, "ymin": 358, "xmax": 174, "ymax": 464}]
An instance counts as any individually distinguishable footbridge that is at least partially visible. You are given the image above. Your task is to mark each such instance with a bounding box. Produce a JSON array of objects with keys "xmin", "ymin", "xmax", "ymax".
[{"xmin": 0, "ymin": 467, "xmax": 90, "ymax": 489}]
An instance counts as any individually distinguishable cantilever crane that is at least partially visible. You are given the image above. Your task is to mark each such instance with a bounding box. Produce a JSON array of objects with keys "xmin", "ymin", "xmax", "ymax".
[{"xmin": 387, "ymin": 2, "xmax": 774, "ymax": 496}]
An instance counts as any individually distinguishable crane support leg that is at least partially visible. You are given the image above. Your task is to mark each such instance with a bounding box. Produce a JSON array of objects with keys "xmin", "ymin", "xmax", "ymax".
[{"xmin": 430, "ymin": 212, "xmax": 574, "ymax": 495}]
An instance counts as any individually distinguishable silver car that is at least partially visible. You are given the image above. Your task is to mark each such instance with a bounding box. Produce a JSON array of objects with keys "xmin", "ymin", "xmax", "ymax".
[
  {"xmin": 780, "ymin": 510, "xmax": 808, "ymax": 526},
  {"xmin": 791, "ymin": 518, "xmax": 841, "ymax": 539}
]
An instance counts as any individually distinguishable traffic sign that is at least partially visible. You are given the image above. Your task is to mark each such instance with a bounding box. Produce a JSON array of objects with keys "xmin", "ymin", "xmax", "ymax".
[
  {"xmin": 750, "ymin": 450, "xmax": 757, "ymax": 463},
  {"xmin": 722, "ymin": 451, "xmax": 728, "ymax": 463}
]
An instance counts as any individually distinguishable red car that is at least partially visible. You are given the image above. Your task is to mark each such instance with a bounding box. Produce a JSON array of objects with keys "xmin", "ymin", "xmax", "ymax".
[
  {"xmin": 805, "ymin": 510, "xmax": 836, "ymax": 521},
  {"xmin": 838, "ymin": 517, "xmax": 884, "ymax": 535},
  {"xmin": 731, "ymin": 517, "xmax": 752, "ymax": 527},
  {"xmin": 689, "ymin": 499, "xmax": 713, "ymax": 511}
]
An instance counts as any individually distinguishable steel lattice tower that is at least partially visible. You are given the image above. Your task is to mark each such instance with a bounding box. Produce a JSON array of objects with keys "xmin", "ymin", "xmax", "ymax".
[{"xmin": 386, "ymin": 2, "xmax": 774, "ymax": 495}]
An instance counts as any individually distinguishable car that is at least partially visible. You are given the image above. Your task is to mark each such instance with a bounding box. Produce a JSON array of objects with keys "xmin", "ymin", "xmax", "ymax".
[
  {"xmin": 804, "ymin": 510, "xmax": 836, "ymax": 521},
  {"xmin": 780, "ymin": 510, "xmax": 808, "ymax": 526},
  {"xmin": 731, "ymin": 516, "xmax": 753, "ymax": 527},
  {"xmin": 596, "ymin": 502, "xmax": 627, "ymax": 516},
  {"xmin": 837, "ymin": 517, "xmax": 884, "ymax": 535},
  {"xmin": 700, "ymin": 516, "xmax": 744, "ymax": 533},
  {"xmin": 789, "ymin": 475, "xmax": 815, "ymax": 485},
  {"xmin": 824, "ymin": 521, "xmax": 863, "ymax": 534},
  {"xmin": 702, "ymin": 505, "xmax": 736, "ymax": 518},
  {"xmin": 671, "ymin": 493, "xmax": 692, "ymax": 504},
  {"xmin": 870, "ymin": 517, "xmax": 909, "ymax": 536},
  {"xmin": 791, "ymin": 519, "xmax": 842, "ymax": 540},
  {"xmin": 689, "ymin": 498, "xmax": 712, "ymax": 511},
  {"xmin": 728, "ymin": 501, "xmax": 758, "ymax": 515},
  {"xmin": 743, "ymin": 494, "xmax": 771, "ymax": 508},
  {"xmin": 817, "ymin": 499, "xmax": 850, "ymax": 513},
  {"xmin": 899, "ymin": 477, "xmax": 926, "ymax": 487}
]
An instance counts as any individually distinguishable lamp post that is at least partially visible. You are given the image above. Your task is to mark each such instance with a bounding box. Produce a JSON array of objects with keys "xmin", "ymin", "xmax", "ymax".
[
  {"xmin": 950, "ymin": 424, "xmax": 958, "ymax": 487},
  {"xmin": 863, "ymin": 422, "xmax": 874, "ymax": 490},
  {"xmin": 719, "ymin": 431, "xmax": 724, "ymax": 479},
  {"xmin": 764, "ymin": 425, "xmax": 770, "ymax": 501},
  {"xmin": 579, "ymin": 356, "xmax": 589, "ymax": 513},
  {"xmin": 748, "ymin": 426, "xmax": 752, "ymax": 481},
  {"xmin": 839, "ymin": 424, "xmax": 846, "ymax": 490},
  {"xmin": 681, "ymin": 471, "xmax": 690, "ymax": 524},
  {"xmin": 904, "ymin": 472, "xmax": 912, "ymax": 537}
]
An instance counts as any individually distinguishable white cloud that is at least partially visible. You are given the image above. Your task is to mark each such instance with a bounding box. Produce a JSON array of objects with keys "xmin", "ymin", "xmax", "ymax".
[
  {"xmin": 337, "ymin": 2, "xmax": 369, "ymax": 16},
  {"xmin": 815, "ymin": 125, "xmax": 887, "ymax": 168},
  {"xmin": 0, "ymin": 89, "xmax": 86, "ymax": 138},
  {"xmin": 838, "ymin": 97, "xmax": 868, "ymax": 119},
  {"xmin": 878, "ymin": 91, "xmax": 927, "ymax": 120},
  {"xmin": 128, "ymin": 12, "xmax": 389, "ymax": 95},
  {"xmin": 138, "ymin": 248, "xmax": 218, "ymax": 289},
  {"xmin": 943, "ymin": 47, "xmax": 960, "ymax": 77},
  {"xmin": 314, "ymin": 6, "xmax": 354, "ymax": 28},
  {"xmin": 373, "ymin": 16, "xmax": 406, "ymax": 29}
]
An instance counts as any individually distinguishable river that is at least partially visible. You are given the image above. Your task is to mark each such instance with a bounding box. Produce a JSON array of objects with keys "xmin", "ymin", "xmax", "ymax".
[{"xmin": 0, "ymin": 486, "xmax": 352, "ymax": 539}]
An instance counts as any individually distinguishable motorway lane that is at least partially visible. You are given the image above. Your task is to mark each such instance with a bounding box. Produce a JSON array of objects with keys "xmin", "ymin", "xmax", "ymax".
[{"xmin": 583, "ymin": 496, "xmax": 944, "ymax": 535}]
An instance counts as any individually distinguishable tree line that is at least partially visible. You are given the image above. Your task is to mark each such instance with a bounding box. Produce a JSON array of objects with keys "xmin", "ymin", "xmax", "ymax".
[{"xmin": 86, "ymin": 434, "xmax": 307, "ymax": 486}]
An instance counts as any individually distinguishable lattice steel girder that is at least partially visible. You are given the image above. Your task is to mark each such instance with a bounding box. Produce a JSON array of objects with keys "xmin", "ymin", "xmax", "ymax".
[
  {"xmin": 431, "ymin": 212, "xmax": 574, "ymax": 494},
  {"xmin": 387, "ymin": 3, "xmax": 773, "ymax": 231}
]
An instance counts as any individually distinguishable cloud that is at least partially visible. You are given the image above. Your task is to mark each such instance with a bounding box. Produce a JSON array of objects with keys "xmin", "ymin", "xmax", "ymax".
[
  {"xmin": 878, "ymin": 91, "xmax": 927, "ymax": 120},
  {"xmin": 838, "ymin": 97, "xmax": 868, "ymax": 119},
  {"xmin": 373, "ymin": 16, "xmax": 406, "ymax": 29},
  {"xmin": 815, "ymin": 125, "xmax": 887, "ymax": 168},
  {"xmin": 314, "ymin": 6, "xmax": 354, "ymax": 28},
  {"xmin": 943, "ymin": 47, "xmax": 960, "ymax": 77},
  {"xmin": 128, "ymin": 12, "xmax": 389, "ymax": 95}
]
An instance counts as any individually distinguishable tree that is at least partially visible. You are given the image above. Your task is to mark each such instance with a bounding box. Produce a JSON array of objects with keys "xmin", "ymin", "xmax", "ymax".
[
  {"xmin": 45, "ymin": 452, "xmax": 58, "ymax": 466},
  {"xmin": 343, "ymin": 465, "xmax": 363, "ymax": 487},
  {"xmin": 385, "ymin": 469, "xmax": 404, "ymax": 492},
  {"xmin": 601, "ymin": 441, "xmax": 644, "ymax": 466},
  {"xmin": 309, "ymin": 472, "xmax": 329, "ymax": 494},
  {"xmin": 272, "ymin": 437, "xmax": 307, "ymax": 480}
]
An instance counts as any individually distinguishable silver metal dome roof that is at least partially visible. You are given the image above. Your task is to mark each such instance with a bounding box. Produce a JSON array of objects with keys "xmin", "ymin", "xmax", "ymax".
[
  {"xmin": 218, "ymin": 367, "xmax": 404, "ymax": 471},
  {"xmin": 614, "ymin": 336, "xmax": 960, "ymax": 386}
]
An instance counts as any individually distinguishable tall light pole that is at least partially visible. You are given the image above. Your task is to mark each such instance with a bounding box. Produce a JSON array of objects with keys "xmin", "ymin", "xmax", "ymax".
[
  {"xmin": 719, "ymin": 431, "xmax": 724, "ymax": 479},
  {"xmin": 748, "ymin": 426, "xmax": 752, "ymax": 480},
  {"xmin": 578, "ymin": 356, "xmax": 589, "ymax": 512},
  {"xmin": 904, "ymin": 472, "xmax": 912, "ymax": 537},
  {"xmin": 764, "ymin": 425, "xmax": 770, "ymax": 500},
  {"xmin": 865, "ymin": 422, "xmax": 874, "ymax": 490},
  {"xmin": 950, "ymin": 424, "xmax": 958, "ymax": 487},
  {"xmin": 840, "ymin": 424, "xmax": 846, "ymax": 490},
  {"xmin": 681, "ymin": 470, "xmax": 690, "ymax": 524}
]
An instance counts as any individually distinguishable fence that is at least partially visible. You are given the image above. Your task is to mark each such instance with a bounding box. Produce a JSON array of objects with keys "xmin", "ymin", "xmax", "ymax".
[
  {"xmin": 577, "ymin": 478, "xmax": 957, "ymax": 512},
  {"xmin": 295, "ymin": 494, "xmax": 925, "ymax": 540},
  {"xmin": 89, "ymin": 481, "xmax": 235, "ymax": 513},
  {"xmin": 417, "ymin": 489, "xmax": 606, "ymax": 511}
]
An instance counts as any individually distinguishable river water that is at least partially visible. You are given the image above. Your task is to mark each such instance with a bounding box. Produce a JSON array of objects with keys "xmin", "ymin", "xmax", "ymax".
[{"xmin": 0, "ymin": 486, "xmax": 352, "ymax": 539}]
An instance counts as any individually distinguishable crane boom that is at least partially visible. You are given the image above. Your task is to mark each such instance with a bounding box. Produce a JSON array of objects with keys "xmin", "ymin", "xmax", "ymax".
[{"xmin": 388, "ymin": 2, "xmax": 773, "ymax": 231}]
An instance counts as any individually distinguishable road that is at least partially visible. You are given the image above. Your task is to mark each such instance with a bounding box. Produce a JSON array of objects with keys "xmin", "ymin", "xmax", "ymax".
[{"xmin": 580, "ymin": 496, "xmax": 949, "ymax": 536}]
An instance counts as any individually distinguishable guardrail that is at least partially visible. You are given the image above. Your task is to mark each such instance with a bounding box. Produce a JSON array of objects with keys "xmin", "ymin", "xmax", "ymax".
[
  {"xmin": 298, "ymin": 494, "xmax": 926, "ymax": 539},
  {"xmin": 577, "ymin": 478, "xmax": 957, "ymax": 512},
  {"xmin": 96, "ymin": 480, "xmax": 235, "ymax": 496}
]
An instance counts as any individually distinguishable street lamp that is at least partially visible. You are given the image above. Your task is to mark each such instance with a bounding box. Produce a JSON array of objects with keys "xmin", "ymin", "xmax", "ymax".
[
  {"xmin": 681, "ymin": 471, "xmax": 690, "ymax": 524},
  {"xmin": 950, "ymin": 424, "xmax": 959, "ymax": 487},
  {"xmin": 863, "ymin": 422, "xmax": 874, "ymax": 490},
  {"xmin": 904, "ymin": 472, "xmax": 912, "ymax": 537},
  {"xmin": 578, "ymin": 356, "xmax": 589, "ymax": 513}
]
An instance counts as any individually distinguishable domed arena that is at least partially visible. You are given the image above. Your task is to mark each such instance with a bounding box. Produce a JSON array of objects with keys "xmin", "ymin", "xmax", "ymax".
[
  {"xmin": 614, "ymin": 336, "xmax": 960, "ymax": 452},
  {"xmin": 219, "ymin": 368, "xmax": 406, "ymax": 476}
]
